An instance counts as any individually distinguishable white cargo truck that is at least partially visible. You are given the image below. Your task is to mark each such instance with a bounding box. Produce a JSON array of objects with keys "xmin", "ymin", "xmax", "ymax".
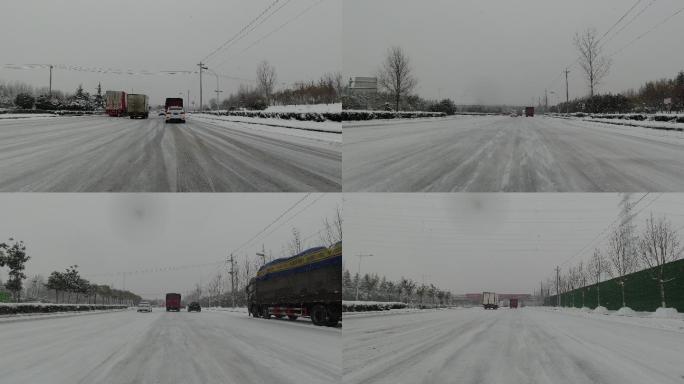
[{"xmin": 482, "ymin": 292, "xmax": 498, "ymax": 310}]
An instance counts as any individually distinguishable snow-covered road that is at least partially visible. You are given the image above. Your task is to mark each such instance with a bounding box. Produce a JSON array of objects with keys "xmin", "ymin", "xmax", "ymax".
[
  {"xmin": 1, "ymin": 309, "xmax": 341, "ymax": 384},
  {"xmin": 343, "ymin": 307, "xmax": 684, "ymax": 384},
  {"xmin": 343, "ymin": 116, "xmax": 684, "ymax": 191},
  {"xmin": 0, "ymin": 115, "xmax": 341, "ymax": 191}
]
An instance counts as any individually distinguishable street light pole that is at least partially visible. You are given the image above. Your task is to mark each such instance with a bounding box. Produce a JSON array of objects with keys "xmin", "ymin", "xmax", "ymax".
[
  {"xmin": 198, "ymin": 62, "xmax": 208, "ymax": 112},
  {"xmin": 354, "ymin": 253, "xmax": 373, "ymax": 301}
]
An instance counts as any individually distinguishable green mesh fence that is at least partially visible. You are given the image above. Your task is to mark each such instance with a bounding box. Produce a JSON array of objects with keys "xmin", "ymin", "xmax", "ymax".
[{"xmin": 544, "ymin": 259, "xmax": 684, "ymax": 312}]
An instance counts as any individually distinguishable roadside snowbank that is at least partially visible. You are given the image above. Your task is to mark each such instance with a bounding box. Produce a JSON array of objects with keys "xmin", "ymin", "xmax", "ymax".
[
  {"xmin": 0, "ymin": 113, "xmax": 57, "ymax": 120},
  {"xmin": 532, "ymin": 306, "xmax": 684, "ymax": 333}
]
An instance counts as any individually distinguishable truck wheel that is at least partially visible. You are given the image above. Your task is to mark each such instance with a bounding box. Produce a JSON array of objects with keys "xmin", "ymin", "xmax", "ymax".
[
  {"xmin": 287, "ymin": 315, "xmax": 298, "ymax": 321},
  {"xmin": 274, "ymin": 314, "xmax": 283, "ymax": 319},
  {"xmin": 311, "ymin": 304, "xmax": 327, "ymax": 326},
  {"xmin": 261, "ymin": 306, "xmax": 271, "ymax": 319}
]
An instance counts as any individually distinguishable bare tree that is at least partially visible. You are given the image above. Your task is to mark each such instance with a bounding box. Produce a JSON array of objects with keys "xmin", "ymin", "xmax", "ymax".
[
  {"xmin": 576, "ymin": 261, "xmax": 588, "ymax": 308},
  {"xmin": 606, "ymin": 225, "xmax": 639, "ymax": 308},
  {"xmin": 289, "ymin": 227, "xmax": 303, "ymax": 255},
  {"xmin": 378, "ymin": 46, "xmax": 417, "ymax": 112},
  {"xmin": 587, "ymin": 248, "xmax": 607, "ymax": 307},
  {"xmin": 320, "ymin": 205, "xmax": 343, "ymax": 247},
  {"xmin": 638, "ymin": 214, "xmax": 682, "ymax": 308},
  {"xmin": 256, "ymin": 60, "xmax": 277, "ymax": 103},
  {"xmin": 574, "ymin": 27, "xmax": 612, "ymax": 97}
]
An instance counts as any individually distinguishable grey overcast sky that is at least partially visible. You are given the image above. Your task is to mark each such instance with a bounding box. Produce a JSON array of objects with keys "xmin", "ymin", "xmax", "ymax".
[
  {"xmin": 0, "ymin": 193, "xmax": 341, "ymax": 300},
  {"xmin": 343, "ymin": 0, "xmax": 684, "ymax": 106},
  {"xmin": 344, "ymin": 194, "xmax": 684, "ymax": 294},
  {"xmin": 0, "ymin": 0, "xmax": 340, "ymax": 105}
]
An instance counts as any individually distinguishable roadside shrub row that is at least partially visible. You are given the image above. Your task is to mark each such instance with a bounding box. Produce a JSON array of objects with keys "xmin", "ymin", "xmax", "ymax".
[
  {"xmin": 342, "ymin": 110, "xmax": 446, "ymax": 121},
  {"xmin": 563, "ymin": 112, "xmax": 684, "ymax": 123},
  {"xmin": 342, "ymin": 301, "xmax": 407, "ymax": 312},
  {"xmin": 0, "ymin": 110, "xmax": 100, "ymax": 116},
  {"xmin": 207, "ymin": 110, "xmax": 342, "ymax": 123},
  {"xmin": 0, "ymin": 304, "xmax": 127, "ymax": 315}
]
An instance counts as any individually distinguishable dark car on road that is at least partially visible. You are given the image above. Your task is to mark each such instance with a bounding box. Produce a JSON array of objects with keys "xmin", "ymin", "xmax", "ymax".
[{"xmin": 188, "ymin": 302, "xmax": 201, "ymax": 312}]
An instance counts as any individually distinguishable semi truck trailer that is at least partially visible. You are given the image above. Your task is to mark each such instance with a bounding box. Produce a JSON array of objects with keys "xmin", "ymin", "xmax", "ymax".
[
  {"xmin": 246, "ymin": 242, "xmax": 342, "ymax": 326},
  {"xmin": 482, "ymin": 292, "xmax": 498, "ymax": 310},
  {"xmin": 525, "ymin": 107, "xmax": 535, "ymax": 117},
  {"xmin": 165, "ymin": 293, "xmax": 181, "ymax": 312},
  {"xmin": 127, "ymin": 94, "xmax": 149, "ymax": 119},
  {"xmin": 105, "ymin": 91, "xmax": 127, "ymax": 117}
]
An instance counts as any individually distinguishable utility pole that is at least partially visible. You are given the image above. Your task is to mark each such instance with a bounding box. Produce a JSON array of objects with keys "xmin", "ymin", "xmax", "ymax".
[
  {"xmin": 227, "ymin": 253, "xmax": 236, "ymax": 308},
  {"xmin": 187, "ymin": 90, "xmax": 190, "ymax": 111},
  {"xmin": 544, "ymin": 89, "xmax": 548, "ymax": 114},
  {"xmin": 354, "ymin": 253, "xmax": 373, "ymax": 301},
  {"xmin": 48, "ymin": 65, "xmax": 53, "ymax": 95},
  {"xmin": 198, "ymin": 62, "xmax": 208, "ymax": 112},
  {"xmin": 564, "ymin": 68, "xmax": 570, "ymax": 114},
  {"xmin": 556, "ymin": 266, "xmax": 561, "ymax": 307}
]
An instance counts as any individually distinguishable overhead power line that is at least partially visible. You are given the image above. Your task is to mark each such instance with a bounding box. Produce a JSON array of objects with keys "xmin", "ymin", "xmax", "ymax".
[
  {"xmin": 608, "ymin": 5, "xmax": 684, "ymax": 58},
  {"xmin": 201, "ymin": 0, "xmax": 282, "ymax": 63},
  {"xmin": 558, "ymin": 193, "xmax": 654, "ymax": 267},
  {"xmin": 215, "ymin": 0, "xmax": 327, "ymax": 69}
]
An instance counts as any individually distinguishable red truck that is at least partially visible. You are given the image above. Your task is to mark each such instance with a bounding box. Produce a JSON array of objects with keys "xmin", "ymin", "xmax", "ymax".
[
  {"xmin": 105, "ymin": 91, "xmax": 127, "ymax": 117},
  {"xmin": 165, "ymin": 293, "xmax": 181, "ymax": 312},
  {"xmin": 524, "ymin": 107, "xmax": 535, "ymax": 117},
  {"xmin": 509, "ymin": 298, "xmax": 519, "ymax": 308},
  {"xmin": 164, "ymin": 97, "xmax": 183, "ymax": 111}
]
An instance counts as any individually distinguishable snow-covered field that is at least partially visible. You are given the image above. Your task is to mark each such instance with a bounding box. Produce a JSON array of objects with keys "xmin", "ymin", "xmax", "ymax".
[
  {"xmin": 191, "ymin": 113, "xmax": 341, "ymax": 135},
  {"xmin": 343, "ymin": 306, "xmax": 684, "ymax": 384},
  {"xmin": 1, "ymin": 308, "xmax": 340, "ymax": 384}
]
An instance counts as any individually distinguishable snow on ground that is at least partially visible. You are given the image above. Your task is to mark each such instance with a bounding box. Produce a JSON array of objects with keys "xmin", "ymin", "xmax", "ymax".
[
  {"xmin": 344, "ymin": 306, "xmax": 684, "ymax": 384},
  {"xmin": 531, "ymin": 306, "xmax": 684, "ymax": 333},
  {"xmin": 191, "ymin": 113, "xmax": 341, "ymax": 141},
  {"xmin": 265, "ymin": 103, "xmax": 341, "ymax": 113},
  {"xmin": 0, "ymin": 113, "xmax": 57, "ymax": 120},
  {"xmin": 0, "ymin": 308, "xmax": 340, "ymax": 384}
]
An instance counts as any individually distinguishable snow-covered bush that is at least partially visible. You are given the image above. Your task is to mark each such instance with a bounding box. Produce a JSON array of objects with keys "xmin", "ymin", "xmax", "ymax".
[
  {"xmin": 206, "ymin": 110, "xmax": 341, "ymax": 123},
  {"xmin": 341, "ymin": 110, "xmax": 446, "ymax": 121},
  {"xmin": 342, "ymin": 301, "xmax": 407, "ymax": 312},
  {"xmin": 0, "ymin": 303, "xmax": 127, "ymax": 315}
]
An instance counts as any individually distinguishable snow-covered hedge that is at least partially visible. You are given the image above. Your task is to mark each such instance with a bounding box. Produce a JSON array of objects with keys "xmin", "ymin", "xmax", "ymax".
[
  {"xmin": 0, "ymin": 109, "xmax": 99, "ymax": 116},
  {"xmin": 0, "ymin": 303, "xmax": 127, "ymax": 315},
  {"xmin": 206, "ymin": 110, "xmax": 342, "ymax": 123},
  {"xmin": 342, "ymin": 110, "xmax": 446, "ymax": 121},
  {"xmin": 558, "ymin": 112, "xmax": 684, "ymax": 123},
  {"xmin": 342, "ymin": 301, "xmax": 407, "ymax": 312}
]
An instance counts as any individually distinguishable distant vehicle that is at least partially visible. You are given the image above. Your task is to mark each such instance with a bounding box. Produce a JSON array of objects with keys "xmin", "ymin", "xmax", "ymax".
[
  {"xmin": 188, "ymin": 302, "xmax": 201, "ymax": 312},
  {"xmin": 510, "ymin": 112, "xmax": 518, "ymax": 117},
  {"xmin": 165, "ymin": 106, "xmax": 186, "ymax": 123},
  {"xmin": 137, "ymin": 301, "xmax": 152, "ymax": 312},
  {"xmin": 158, "ymin": 110, "xmax": 166, "ymax": 116},
  {"xmin": 105, "ymin": 91, "xmax": 127, "ymax": 117},
  {"xmin": 126, "ymin": 94, "xmax": 149, "ymax": 119},
  {"xmin": 524, "ymin": 107, "xmax": 535, "ymax": 117},
  {"xmin": 247, "ymin": 242, "xmax": 341, "ymax": 326},
  {"xmin": 482, "ymin": 292, "xmax": 498, "ymax": 310},
  {"xmin": 164, "ymin": 97, "xmax": 183, "ymax": 111},
  {"xmin": 509, "ymin": 298, "xmax": 519, "ymax": 309},
  {"xmin": 166, "ymin": 293, "xmax": 181, "ymax": 312}
]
